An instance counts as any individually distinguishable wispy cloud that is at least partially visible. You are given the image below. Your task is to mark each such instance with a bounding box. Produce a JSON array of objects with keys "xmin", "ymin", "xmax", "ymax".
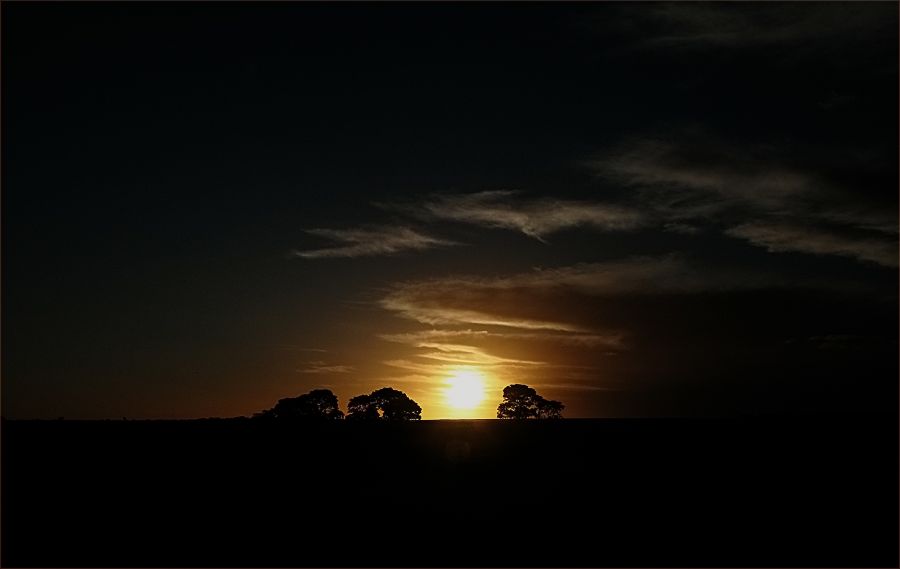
[
  {"xmin": 589, "ymin": 134, "xmax": 815, "ymax": 217},
  {"xmin": 379, "ymin": 300, "xmax": 589, "ymax": 333},
  {"xmin": 379, "ymin": 329, "xmax": 624, "ymax": 349},
  {"xmin": 366, "ymin": 369, "xmax": 442, "ymax": 384},
  {"xmin": 727, "ymin": 222, "xmax": 898, "ymax": 268},
  {"xmin": 382, "ymin": 359, "xmax": 452, "ymax": 375},
  {"xmin": 613, "ymin": 3, "xmax": 894, "ymax": 51},
  {"xmin": 413, "ymin": 342, "xmax": 545, "ymax": 366},
  {"xmin": 379, "ymin": 328, "xmax": 617, "ymax": 390},
  {"xmin": 387, "ymin": 190, "xmax": 644, "ymax": 242},
  {"xmin": 382, "ymin": 358, "xmax": 606, "ymax": 382},
  {"xmin": 380, "ymin": 254, "xmax": 821, "ymax": 335},
  {"xmin": 531, "ymin": 383, "xmax": 618, "ymax": 392},
  {"xmin": 290, "ymin": 226, "xmax": 458, "ymax": 259},
  {"xmin": 588, "ymin": 131, "xmax": 898, "ymax": 267},
  {"xmin": 296, "ymin": 361, "xmax": 355, "ymax": 374}
]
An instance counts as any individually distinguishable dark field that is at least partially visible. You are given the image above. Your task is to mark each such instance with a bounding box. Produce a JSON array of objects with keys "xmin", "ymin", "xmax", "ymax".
[{"xmin": 2, "ymin": 416, "xmax": 897, "ymax": 567}]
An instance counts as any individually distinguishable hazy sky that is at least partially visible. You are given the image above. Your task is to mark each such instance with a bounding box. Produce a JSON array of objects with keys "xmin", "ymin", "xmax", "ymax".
[{"xmin": 3, "ymin": 2, "xmax": 897, "ymax": 419}]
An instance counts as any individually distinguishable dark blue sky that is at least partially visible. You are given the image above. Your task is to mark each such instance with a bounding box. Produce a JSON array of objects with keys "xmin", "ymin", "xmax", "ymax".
[{"xmin": 3, "ymin": 2, "xmax": 897, "ymax": 418}]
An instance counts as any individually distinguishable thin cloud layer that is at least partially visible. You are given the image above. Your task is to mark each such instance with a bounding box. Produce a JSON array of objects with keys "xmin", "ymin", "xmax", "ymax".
[
  {"xmin": 727, "ymin": 222, "xmax": 899, "ymax": 268},
  {"xmin": 396, "ymin": 190, "xmax": 644, "ymax": 242},
  {"xmin": 377, "ymin": 299, "xmax": 590, "ymax": 333},
  {"xmin": 377, "ymin": 328, "xmax": 621, "ymax": 396},
  {"xmin": 413, "ymin": 342, "xmax": 545, "ymax": 367},
  {"xmin": 589, "ymin": 132, "xmax": 898, "ymax": 267},
  {"xmin": 380, "ymin": 255, "xmax": 814, "ymax": 335},
  {"xmin": 381, "ymin": 353, "xmax": 611, "ymax": 398},
  {"xmin": 591, "ymin": 136, "xmax": 812, "ymax": 213},
  {"xmin": 532, "ymin": 383, "xmax": 616, "ymax": 392},
  {"xmin": 614, "ymin": 3, "xmax": 894, "ymax": 51},
  {"xmin": 296, "ymin": 361, "xmax": 355, "ymax": 374},
  {"xmin": 291, "ymin": 226, "xmax": 458, "ymax": 259},
  {"xmin": 379, "ymin": 329, "xmax": 624, "ymax": 349}
]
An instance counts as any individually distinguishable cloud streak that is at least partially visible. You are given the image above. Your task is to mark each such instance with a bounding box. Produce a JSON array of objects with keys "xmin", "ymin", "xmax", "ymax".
[
  {"xmin": 589, "ymin": 135, "xmax": 814, "ymax": 216},
  {"xmin": 589, "ymin": 131, "xmax": 898, "ymax": 267},
  {"xmin": 613, "ymin": 3, "xmax": 895, "ymax": 51},
  {"xmin": 296, "ymin": 361, "xmax": 355, "ymax": 374},
  {"xmin": 389, "ymin": 190, "xmax": 644, "ymax": 242},
  {"xmin": 379, "ymin": 329, "xmax": 624, "ymax": 349},
  {"xmin": 413, "ymin": 342, "xmax": 545, "ymax": 367},
  {"xmin": 291, "ymin": 226, "xmax": 458, "ymax": 259},
  {"xmin": 727, "ymin": 222, "xmax": 898, "ymax": 268},
  {"xmin": 380, "ymin": 254, "xmax": 822, "ymax": 335}
]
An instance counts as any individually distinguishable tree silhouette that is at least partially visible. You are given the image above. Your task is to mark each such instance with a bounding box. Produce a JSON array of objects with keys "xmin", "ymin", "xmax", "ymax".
[
  {"xmin": 537, "ymin": 398, "xmax": 564, "ymax": 419},
  {"xmin": 497, "ymin": 384, "xmax": 564, "ymax": 419},
  {"xmin": 497, "ymin": 384, "xmax": 540, "ymax": 419},
  {"xmin": 254, "ymin": 389, "xmax": 344, "ymax": 420},
  {"xmin": 347, "ymin": 394, "xmax": 380, "ymax": 420},
  {"xmin": 347, "ymin": 387, "xmax": 422, "ymax": 420}
]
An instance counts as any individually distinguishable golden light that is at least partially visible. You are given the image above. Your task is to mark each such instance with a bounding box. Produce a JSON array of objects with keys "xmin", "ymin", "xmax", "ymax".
[{"xmin": 445, "ymin": 367, "xmax": 487, "ymax": 409}]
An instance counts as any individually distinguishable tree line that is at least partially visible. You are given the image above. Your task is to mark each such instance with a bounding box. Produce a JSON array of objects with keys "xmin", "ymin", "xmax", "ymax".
[{"xmin": 253, "ymin": 384, "xmax": 564, "ymax": 420}]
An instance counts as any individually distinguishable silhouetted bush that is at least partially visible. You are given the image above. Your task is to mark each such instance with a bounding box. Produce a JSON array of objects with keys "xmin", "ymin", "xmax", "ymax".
[{"xmin": 497, "ymin": 384, "xmax": 564, "ymax": 419}]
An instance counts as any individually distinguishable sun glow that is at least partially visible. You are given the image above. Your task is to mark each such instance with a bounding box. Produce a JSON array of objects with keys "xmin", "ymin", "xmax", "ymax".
[{"xmin": 445, "ymin": 367, "xmax": 487, "ymax": 410}]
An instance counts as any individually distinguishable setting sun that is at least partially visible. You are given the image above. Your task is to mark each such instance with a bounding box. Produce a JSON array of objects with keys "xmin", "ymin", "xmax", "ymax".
[{"xmin": 445, "ymin": 368, "xmax": 487, "ymax": 409}]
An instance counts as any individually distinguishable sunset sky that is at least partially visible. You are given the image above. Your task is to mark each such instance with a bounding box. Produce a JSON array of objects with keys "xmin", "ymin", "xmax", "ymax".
[{"xmin": 4, "ymin": 2, "xmax": 897, "ymax": 419}]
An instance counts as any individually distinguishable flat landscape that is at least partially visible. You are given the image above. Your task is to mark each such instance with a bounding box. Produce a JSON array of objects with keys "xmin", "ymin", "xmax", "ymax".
[{"xmin": 3, "ymin": 415, "xmax": 897, "ymax": 567}]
